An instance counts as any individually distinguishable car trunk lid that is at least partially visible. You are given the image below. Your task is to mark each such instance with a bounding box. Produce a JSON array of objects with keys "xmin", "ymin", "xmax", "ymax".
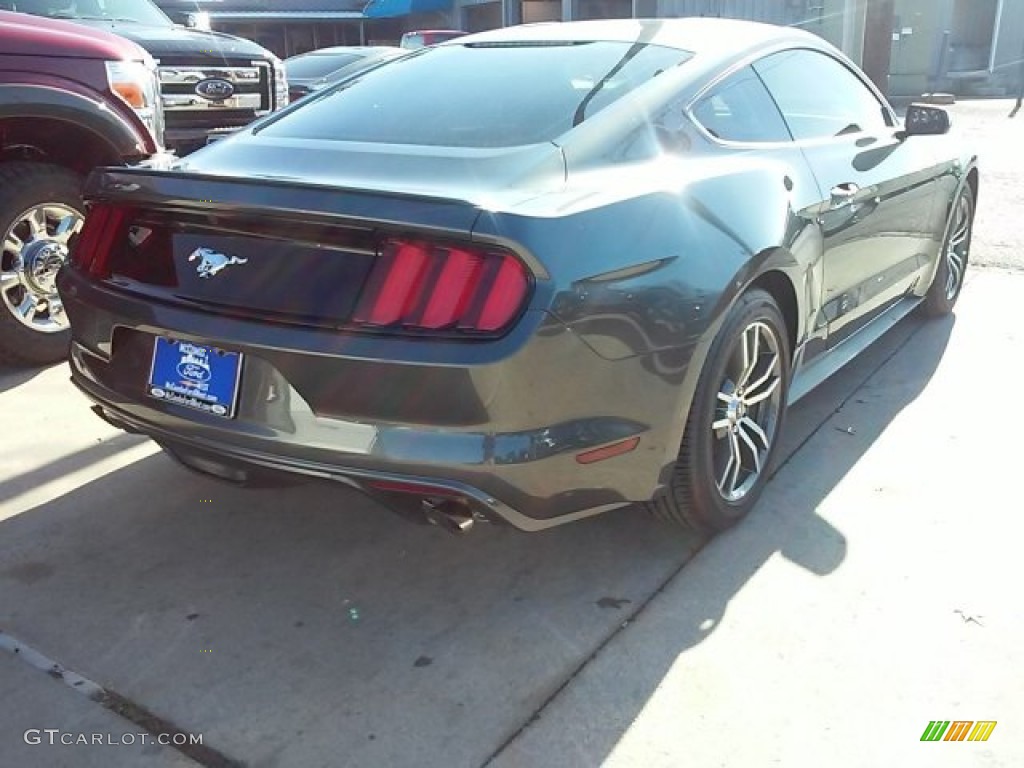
[
  {"xmin": 174, "ymin": 135, "xmax": 567, "ymax": 208},
  {"xmin": 75, "ymin": 166, "xmax": 533, "ymax": 335}
]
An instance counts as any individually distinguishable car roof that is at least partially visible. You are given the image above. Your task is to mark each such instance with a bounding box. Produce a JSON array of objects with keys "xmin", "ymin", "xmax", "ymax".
[
  {"xmin": 294, "ymin": 46, "xmax": 398, "ymax": 58},
  {"xmin": 447, "ymin": 17, "xmax": 820, "ymax": 57}
]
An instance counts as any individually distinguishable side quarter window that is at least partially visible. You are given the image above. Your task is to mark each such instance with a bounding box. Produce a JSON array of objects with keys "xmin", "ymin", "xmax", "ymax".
[
  {"xmin": 753, "ymin": 49, "xmax": 893, "ymax": 140},
  {"xmin": 690, "ymin": 66, "xmax": 791, "ymax": 143}
]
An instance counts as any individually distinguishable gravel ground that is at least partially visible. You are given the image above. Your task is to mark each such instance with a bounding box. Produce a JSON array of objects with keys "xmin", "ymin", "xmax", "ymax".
[{"xmin": 947, "ymin": 99, "xmax": 1024, "ymax": 271}]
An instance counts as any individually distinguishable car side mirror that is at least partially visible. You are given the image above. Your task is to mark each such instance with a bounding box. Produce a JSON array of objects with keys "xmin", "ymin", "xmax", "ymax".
[{"xmin": 902, "ymin": 104, "xmax": 951, "ymax": 137}]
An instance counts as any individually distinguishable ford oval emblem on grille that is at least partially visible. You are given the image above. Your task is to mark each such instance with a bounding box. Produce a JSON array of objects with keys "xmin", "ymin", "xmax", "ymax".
[{"xmin": 195, "ymin": 78, "xmax": 235, "ymax": 101}]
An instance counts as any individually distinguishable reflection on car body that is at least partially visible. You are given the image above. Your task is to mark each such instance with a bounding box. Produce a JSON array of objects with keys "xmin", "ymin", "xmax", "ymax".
[{"xmin": 284, "ymin": 45, "xmax": 405, "ymax": 102}]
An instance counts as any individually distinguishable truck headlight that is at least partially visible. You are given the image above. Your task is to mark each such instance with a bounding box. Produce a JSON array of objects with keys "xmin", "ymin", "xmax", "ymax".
[{"xmin": 106, "ymin": 60, "xmax": 164, "ymax": 149}]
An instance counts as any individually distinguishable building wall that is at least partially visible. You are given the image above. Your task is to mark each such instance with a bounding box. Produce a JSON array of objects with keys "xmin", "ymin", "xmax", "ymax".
[
  {"xmin": 886, "ymin": 0, "xmax": 1024, "ymax": 98},
  {"xmin": 463, "ymin": 1, "xmax": 503, "ymax": 31},
  {"xmin": 521, "ymin": 0, "xmax": 562, "ymax": 22},
  {"xmin": 993, "ymin": 0, "xmax": 1024, "ymax": 89},
  {"xmin": 206, "ymin": 0, "xmax": 1021, "ymax": 96},
  {"xmin": 887, "ymin": 0, "xmax": 949, "ymax": 97},
  {"xmin": 453, "ymin": 0, "xmax": 861, "ymax": 41},
  {"xmin": 655, "ymin": 0, "xmax": 797, "ymax": 24},
  {"xmin": 577, "ymin": 0, "xmax": 632, "ymax": 20}
]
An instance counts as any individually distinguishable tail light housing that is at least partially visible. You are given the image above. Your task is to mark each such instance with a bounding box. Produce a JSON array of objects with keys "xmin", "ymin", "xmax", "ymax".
[
  {"xmin": 353, "ymin": 238, "xmax": 530, "ymax": 335},
  {"xmin": 71, "ymin": 204, "xmax": 132, "ymax": 278}
]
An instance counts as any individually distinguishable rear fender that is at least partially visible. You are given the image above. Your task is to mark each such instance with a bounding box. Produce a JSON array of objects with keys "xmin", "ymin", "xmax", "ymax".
[
  {"xmin": 472, "ymin": 153, "xmax": 815, "ymax": 361},
  {"xmin": 472, "ymin": 158, "xmax": 815, "ymax": 495}
]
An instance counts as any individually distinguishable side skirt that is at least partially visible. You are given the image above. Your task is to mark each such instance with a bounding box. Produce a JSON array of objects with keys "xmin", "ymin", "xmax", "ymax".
[{"xmin": 787, "ymin": 296, "xmax": 922, "ymax": 405}]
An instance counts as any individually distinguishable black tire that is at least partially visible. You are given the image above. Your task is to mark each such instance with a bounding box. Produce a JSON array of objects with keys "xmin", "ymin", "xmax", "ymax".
[
  {"xmin": 0, "ymin": 162, "xmax": 84, "ymax": 366},
  {"xmin": 923, "ymin": 184, "xmax": 974, "ymax": 317},
  {"xmin": 647, "ymin": 289, "xmax": 791, "ymax": 532}
]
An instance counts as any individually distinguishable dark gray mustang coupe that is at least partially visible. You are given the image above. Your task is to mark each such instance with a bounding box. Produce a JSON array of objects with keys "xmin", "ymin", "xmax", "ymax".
[{"xmin": 58, "ymin": 19, "xmax": 977, "ymax": 533}]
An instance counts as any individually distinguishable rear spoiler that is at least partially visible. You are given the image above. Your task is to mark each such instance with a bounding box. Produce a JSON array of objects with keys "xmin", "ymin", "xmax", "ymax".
[{"xmin": 84, "ymin": 167, "xmax": 483, "ymax": 237}]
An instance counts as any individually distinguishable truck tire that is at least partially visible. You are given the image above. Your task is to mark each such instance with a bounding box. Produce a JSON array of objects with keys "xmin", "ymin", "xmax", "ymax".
[{"xmin": 0, "ymin": 162, "xmax": 85, "ymax": 366}]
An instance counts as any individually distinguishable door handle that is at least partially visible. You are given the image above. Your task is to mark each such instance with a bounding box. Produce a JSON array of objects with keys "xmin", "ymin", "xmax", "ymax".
[{"xmin": 830, "ymin": 182, "xmax": 860, "ymax": 208}]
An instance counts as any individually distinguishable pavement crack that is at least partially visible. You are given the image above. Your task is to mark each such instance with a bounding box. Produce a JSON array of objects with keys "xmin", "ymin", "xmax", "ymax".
[
  {"xmin": 478, "ymin": 546, "xmax": 701, "ymax": 768},
  {"xmin": 0, "ymin": 629, "xmax": 244, "ymax": 768}
]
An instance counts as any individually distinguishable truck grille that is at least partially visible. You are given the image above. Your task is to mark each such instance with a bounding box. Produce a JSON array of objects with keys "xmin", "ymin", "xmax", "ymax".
[{"xmin": 158, "ymin": 61, "xmax": 273, "ymax": 132}]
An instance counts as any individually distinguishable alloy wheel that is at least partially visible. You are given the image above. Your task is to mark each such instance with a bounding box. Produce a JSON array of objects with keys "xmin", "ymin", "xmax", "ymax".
[
  {"xmin": 944, "ymin": 193, "xmax": 971, "ymax": 301},
  {"xmin": 710, "ymin": 320, "xmax": 783, "ymax": 502}
]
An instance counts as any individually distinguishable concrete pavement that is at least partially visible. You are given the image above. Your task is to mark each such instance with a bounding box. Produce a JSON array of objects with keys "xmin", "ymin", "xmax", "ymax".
[
  {"xmin": 491, "ymin": 268, "xmax": 1024, "ymax": 768},
  {"xmin": 2, "ymin": 101, "xmax": 1022, "ymax": 767}
]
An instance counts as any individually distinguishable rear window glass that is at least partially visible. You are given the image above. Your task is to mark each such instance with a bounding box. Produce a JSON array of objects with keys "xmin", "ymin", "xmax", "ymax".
[
  {"xmin": 258, "ymin": 42, "xmax": 692, "ymax": 148},
  {"xmin": 286, "ymin": 53, "xmax": 366, "ymax": 80},
  {"xmin": 691, "ymin": 66, "xmax": 790, "ymax": 143}
]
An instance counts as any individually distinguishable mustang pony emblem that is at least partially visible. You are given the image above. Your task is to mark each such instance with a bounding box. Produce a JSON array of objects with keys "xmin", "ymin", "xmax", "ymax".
[{"xmin": 188, "ymin": 247, "xmax": 248, "ymax": 278}]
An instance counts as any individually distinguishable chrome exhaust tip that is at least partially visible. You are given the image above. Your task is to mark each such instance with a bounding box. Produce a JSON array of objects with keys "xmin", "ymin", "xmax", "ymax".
[{"xmin": 422, "ymin": 499, "xmax": 475, "ymax": 534}]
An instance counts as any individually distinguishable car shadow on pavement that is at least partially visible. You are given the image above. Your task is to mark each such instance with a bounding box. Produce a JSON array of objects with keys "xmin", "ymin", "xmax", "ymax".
[
  {"xmin": 0, "ymin": 312, "xmax": 953, "ymax": 768},
  {"xmin": 0, "ymin": 362, "xmax": 52, "ymax": 396},
  {"xmin": 490, "ymin": 309, "xmax": 957, "ymax": 766},
  {"xmin": 0, "ymin": 432, "xmax": 148, "ymax": 505}
]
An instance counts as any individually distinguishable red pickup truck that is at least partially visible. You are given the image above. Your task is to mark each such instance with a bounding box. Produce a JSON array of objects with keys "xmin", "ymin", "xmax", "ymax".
[{"xmin": 0, "ymin": 10, "xmax": 166, "ymax": 365}]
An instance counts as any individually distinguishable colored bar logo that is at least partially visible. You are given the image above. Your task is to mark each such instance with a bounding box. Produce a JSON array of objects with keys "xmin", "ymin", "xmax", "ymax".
[{"xmin": 921, "ymin": 721, "xmax": 997, "ymax": 742}]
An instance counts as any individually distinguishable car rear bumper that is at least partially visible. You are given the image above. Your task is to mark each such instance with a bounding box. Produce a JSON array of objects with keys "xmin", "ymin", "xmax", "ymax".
[
  {"xmin": 77, "ymin": 387, "xmax": 637, "ymax": 531},
  {"xmin": 60, "ymin": 270, "xmax": 694, "ymax": 529}
]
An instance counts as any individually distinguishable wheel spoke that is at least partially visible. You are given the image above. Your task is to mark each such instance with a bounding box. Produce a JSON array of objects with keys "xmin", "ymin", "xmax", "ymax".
[
  {"xmin": 736, "ymin": 423, "xmax": 762, "ymax": 474},
  {"xmin": 711, "ymin": 417, "xmax": 732, "ymax": 432},
  {"xmin": 26, "ymin": 208, "xmax": 48, "ymax": 237},
  {"xmin": 740, "ymin": 416, "xmax": 770, "ymax": 451},
  {"xmin": 946, "ymin": 245, "xmax": 963, "ymax": 297},
  {"xmin": 717, "ymin": 450, "xmax": 735, "ymax": 493},
  {"xmin": 736, "ymin": 326, "xmax": 761, "ymax": 389},
  {"xmin": 0, "ymin": 270, "xmax": 21, "ymax": 292},
  {"xmin": 717, "ymin": 432, "xmax": 742, "ymax": 496},
  {"xmin": 744, "ymin": 376, "xmax": 780, "ymax": 407},
  {"xmin": 3, "ymin": 233, "xmax": 23, "ymax": 255},
  {"xmin": 743, "ymin": 352, "xmax": 780, "ymax": 401},
  {"xmin": 949, "ymin": 250, "xmax": 964, "ymax": 287},
  {"xmin": 950, "ymin": 226, "xmax": 968, "ymax": 249},
  {"xmin": 49, "ymin": 299, "xmax": 69, "ymax": 328},
  {"xmin": 15, "ymin": 295, "xmax": 37, "ymax": 322}
]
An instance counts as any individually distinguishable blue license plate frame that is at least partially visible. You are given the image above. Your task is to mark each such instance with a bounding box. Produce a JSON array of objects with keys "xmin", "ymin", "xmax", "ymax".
[{"xmin": 147, "ymin": 338, "xmax": 242, "ymax": 418}]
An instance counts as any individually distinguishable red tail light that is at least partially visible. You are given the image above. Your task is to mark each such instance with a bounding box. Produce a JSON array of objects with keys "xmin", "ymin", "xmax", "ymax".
[
  {"xmin": 353, "ymin": 239, "xmax": 529, "ymax": 334},
  {"xmin": 71, "ymin": 204, "xmax": 131, "ymax": 278}
]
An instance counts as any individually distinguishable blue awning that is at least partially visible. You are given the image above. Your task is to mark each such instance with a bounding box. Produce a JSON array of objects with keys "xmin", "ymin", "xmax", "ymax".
[{"xmin": 363, "ymin": 0, "xmax": 451, "ymax": 18}]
